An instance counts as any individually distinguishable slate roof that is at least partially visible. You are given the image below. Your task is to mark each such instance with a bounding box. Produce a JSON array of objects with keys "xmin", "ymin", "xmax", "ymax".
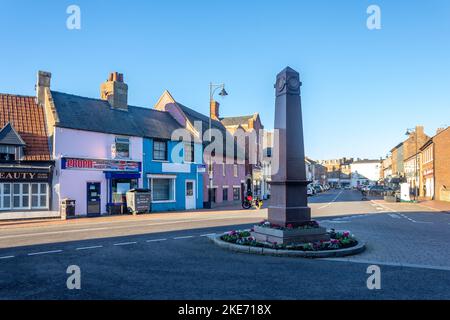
[
  {"xmin": 176, "ymin": 102, "xmax": 227, "ymax": 134},
  {"xmin": 220, "ymin": 115, "xmax": 253, "ymax": 127},
  {"xmin": 0, "ymin": 94, "xmax": 51, "ymax": 160},
  {"xmin": 175, "ymin": 102, "xmax": 245, "ymax": 159},
  {"xmin": 51, "ymin": 91, "xmax": 182, "ymax": 140},
  {"xmin": 0, "ymin": 122, "xmax": 26, "ymax": 146}
]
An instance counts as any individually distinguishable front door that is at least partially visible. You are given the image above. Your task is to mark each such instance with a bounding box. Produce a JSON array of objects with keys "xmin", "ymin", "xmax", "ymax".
[
  {"xmin": 185, "ymin": 180, "xmax": 195, "ymax": 210},
  {"xmin": 87, "ymin": 182, "xmax": 101, "ymax": 216}
]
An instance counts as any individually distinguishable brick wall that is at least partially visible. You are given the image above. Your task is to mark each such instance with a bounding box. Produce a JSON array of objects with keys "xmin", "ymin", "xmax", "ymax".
[{"xmin": 434, "ymin": 127, "xmax": 450, "ymax": 201}]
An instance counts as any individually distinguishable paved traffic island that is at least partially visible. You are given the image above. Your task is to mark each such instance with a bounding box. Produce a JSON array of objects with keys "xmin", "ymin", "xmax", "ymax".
[{"xmin": 210, "ymin": 223, "xmax": 366, "ymax": 258}]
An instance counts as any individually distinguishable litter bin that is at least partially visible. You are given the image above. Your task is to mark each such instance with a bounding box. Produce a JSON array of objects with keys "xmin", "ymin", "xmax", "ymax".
[
  {"xmin": 126, "ymin": 189, "xmax": 151, "ymax": 215},
  {"xmin": 61, "ymin": 198, "xmax": 76, "ymax": 220}
]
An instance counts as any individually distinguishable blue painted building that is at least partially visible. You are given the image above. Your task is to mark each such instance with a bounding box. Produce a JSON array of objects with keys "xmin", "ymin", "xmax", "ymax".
[{"xmin": 142, "ymin": 138, "xmax": 204, "ymax": 211}]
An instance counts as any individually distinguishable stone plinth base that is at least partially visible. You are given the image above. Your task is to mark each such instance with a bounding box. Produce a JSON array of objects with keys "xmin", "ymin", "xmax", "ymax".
[{"xmin": 252, "ymin": 225, "xmax": 330, "ymax": 245}]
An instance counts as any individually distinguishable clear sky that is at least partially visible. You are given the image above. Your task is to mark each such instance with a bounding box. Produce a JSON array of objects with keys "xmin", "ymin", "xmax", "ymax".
[{"xmin": 1, "ymin": 0, "xmax": 449, "ymax": 160}]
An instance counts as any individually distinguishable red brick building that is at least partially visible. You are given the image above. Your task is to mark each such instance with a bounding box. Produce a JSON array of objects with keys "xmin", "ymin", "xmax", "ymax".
[
  {"xmin": 0, "ymin": 94, "xmax": 54, "ymax": 219},
  {"xmin": 433, "ymin": 127, "xmax": 450, "ymax": 202}
]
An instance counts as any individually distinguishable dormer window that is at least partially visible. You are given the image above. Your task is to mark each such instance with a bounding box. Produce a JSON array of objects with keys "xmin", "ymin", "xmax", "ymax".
[
  {"xmin": 0, "ymin": 123, "xmax": 26, "ymax": 162},
  {"xmin": 0, "ymin": 145, "xmax": 23, "ymax": 161}
]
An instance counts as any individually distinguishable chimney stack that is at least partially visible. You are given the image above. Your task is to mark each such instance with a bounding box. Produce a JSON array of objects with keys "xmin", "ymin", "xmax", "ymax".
[
  {"xmin": 210, "ymin": 100, "xmax": 220, "ymax": 120},
  {"xmin": 100, "ymin": 72, "xmax": 128, "ymax": 110},
  {"xmin": 36, "ymin": 71, "xmax": 51, "ymax": 106}
]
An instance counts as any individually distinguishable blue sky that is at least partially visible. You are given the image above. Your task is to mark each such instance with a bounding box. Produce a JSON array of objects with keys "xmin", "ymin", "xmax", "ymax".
[{"xmin": 0, "ymin": 0, "xmax": 449, "ymax": 160}]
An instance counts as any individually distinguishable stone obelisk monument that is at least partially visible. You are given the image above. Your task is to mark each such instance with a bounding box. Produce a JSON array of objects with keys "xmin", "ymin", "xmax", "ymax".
[
  {"xmin": 269, "ymin": 67, "xmax": 310, "ymax": 225},
  {"xmin": 253, "ymin": 66, "xmax": 328, "ymax": 244}
]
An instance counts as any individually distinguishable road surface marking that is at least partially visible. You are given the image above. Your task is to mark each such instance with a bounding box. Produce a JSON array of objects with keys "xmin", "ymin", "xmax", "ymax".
[
  {"xmin": 173, "ymin": 235, "xmax": 194, "ymax": 240},
  {"xmin": 321, "ymin": 257, "xmax": 450, "ymax": 272},
  {"xmin": 0, "ymin": 255, "xmax": 14, "ymax": 259},
  {"xmin": 113, "ymin": 241, "xmax": 137, "ymax": 246},
  {"xmin": 318, "ymin": 191, "xmax": 343, "ymax": 209},
  {"xmin": 76, "ymin": 245, "xmax": 103, "ymax": 250},
  {"xmin": 388, "ymin": 213, "xmax": 401, "ymax": 219},
  {"xmin": 0, "ymin": 227, "xmax": 110, "ymax": 240},
  {"xmin": 0, "ymin": 215, "xmax": 262, "ymax": 241},
  {"xmin": 146, "ymin": 238, "xmax": 167, "ymax": 242},
  {"xmin": 28, "ymin": 250, "xmax": 63, "ymax": 256},
  {"xmin": 200, "ymin": 233, "xmax": 216, "ymax": 237},
  {"xmin": 371, "ymin": 201, "xmax": 433, "ymax": 224}
]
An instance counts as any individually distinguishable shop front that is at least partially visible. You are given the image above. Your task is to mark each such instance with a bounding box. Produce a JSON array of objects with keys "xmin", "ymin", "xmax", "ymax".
[
  {"xmin": 0, "ymin": 163, "xmax": 53, "ymax": 217},
  {"xmin": 61, "ymin": 157, "xmax": 142, "ymax": 216}
]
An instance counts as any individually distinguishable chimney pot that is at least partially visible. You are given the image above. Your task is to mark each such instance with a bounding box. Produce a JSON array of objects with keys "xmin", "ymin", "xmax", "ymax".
[{"xmin": 100, "ymin": 72, "xmax": 128, "ymax": 110}]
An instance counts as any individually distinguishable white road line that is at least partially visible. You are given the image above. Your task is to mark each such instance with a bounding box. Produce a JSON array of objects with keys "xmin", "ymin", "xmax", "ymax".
[
  {"xmin": 146, "ymin": 238, "xmax": 167, "ymax": 242},
  {"xmin": 318, "ymin": 191, "xmax": 343, "ymax": 209},
  {"xmin": 200, "ymin": 233, "xmax": 216, "ymax": 237},
  {"xmin": 28, "ymin": 250, "xmax": 63, "ymax": 256},
  {"xmin": 0, "ymin": 227, "xmax": 109, "ymax": 240},
  {"xmin": 0, "ymin": 215, "xmax": 262, "ymax": 241},
  {"xmin": 0, "ymin": 255, "xmax": 14, "ymax": 259},
  {"xmin": 321, "ymin": 257, "xmax": 450, "ymax": 272},
  {"xmin": 173, "ymin": 235, "xmax": 194, "ymax": 240},
  {"xmin": 372, "ymin": 200, "xmax": 433, "ymax": 224},
  {"xmin": 113, "ymin": 241, "xmax": 137, "ymax": 246},
  {"xmin": 388, "ymin": 213, "xmax": 401, "ymax": 219},
  {"xmin": 76, "ymin": 245, "xmax": 103, "ymax": 250}
]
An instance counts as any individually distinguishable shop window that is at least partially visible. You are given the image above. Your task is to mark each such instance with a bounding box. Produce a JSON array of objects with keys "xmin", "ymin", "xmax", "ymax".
[
  {"xmin": 222, "ymin": 187, "xmax": 228, "ymax": 201},
  {"xmin": 233, "ymin": 187, "xmax": 240, "ymax": 200},
  {"xmin": 112, "ymin": 178, "xmax": 137, "ymax": 204},
  {"xmin": 153, "ymin": 140, "xmax": 167, "ymax": 161},
  {"xmin": 31, "ymin": 183, "xmax": 48, "ymax": 208},
  {"xmin": 0, "ymin": 182, "xmax": 48, "ymax": 210},
  {"xmin": 184, "ymin": 142, "xmax": 195, "ymax": 163},
  {"xmin": 114, "ymin": 137, "xmax": 130, "ymax": 159},
  {"xmin": 151, "ymin": 178, "xmax": 175, "ymax": 202}
]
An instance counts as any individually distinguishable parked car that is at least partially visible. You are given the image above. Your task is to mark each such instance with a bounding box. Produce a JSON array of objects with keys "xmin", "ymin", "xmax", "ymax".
[
  {"xmin": 313, "ymin": 185, "xmax": 323, "ymax": 193},
  {"xmin": 369, "ymin": 185, "xmax": 387, "ymax": 195},
  {"xmin": 307, "ymin": 185, "xmax": 314, "ymax": 196}
]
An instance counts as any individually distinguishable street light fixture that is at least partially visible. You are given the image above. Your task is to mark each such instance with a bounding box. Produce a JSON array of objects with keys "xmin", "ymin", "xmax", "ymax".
[
  {"xmin": 206, "ymin": 83, "xmax": 228, "ymax": 208},
  {"xmin": 405, "ymin": 128, "xmax": 419, "ymax": 202}
]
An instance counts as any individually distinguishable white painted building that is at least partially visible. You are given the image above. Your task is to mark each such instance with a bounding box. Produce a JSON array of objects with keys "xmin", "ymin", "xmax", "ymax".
[{"xmin": 350, "ymin": 159, "xmax": 381, "ymax": 187}]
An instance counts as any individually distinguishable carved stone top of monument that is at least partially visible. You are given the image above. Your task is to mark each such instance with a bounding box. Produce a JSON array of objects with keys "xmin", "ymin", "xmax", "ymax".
[{"xmin": 274, "ymin": 66, "xmax": 302, "ymax": 97}]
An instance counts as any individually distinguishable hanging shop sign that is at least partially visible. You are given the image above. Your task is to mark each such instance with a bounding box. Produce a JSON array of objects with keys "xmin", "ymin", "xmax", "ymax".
[{"xmin": 61, "ymin": 157, "xmax": 141, "ymax": 172}]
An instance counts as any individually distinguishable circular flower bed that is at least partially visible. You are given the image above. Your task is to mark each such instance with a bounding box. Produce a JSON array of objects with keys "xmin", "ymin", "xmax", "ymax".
[
  {"xmin": 256, "ymin": 219, "xmax": 320, "ymax": 230},
  {"xmin": 220, "ymin": 227, "xmax": 358, "ymax": 252}
]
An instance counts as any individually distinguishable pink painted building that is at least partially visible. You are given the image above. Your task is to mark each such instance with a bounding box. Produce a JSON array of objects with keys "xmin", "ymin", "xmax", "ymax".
[{"xmin": 155, "ymin": 91, "xmax": 246, "ymax": 207}]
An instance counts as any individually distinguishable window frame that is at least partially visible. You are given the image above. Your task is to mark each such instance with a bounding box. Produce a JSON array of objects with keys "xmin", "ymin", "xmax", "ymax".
[
  {"xmin": 114, "ymin": 136, "xmax": 130, "ymax": 159},
  {"xmin": 153, "ymin": 139, "xmax": 168, "ymax": 161},
  {"xmin": 184, "ymin": 142, "xmax": 195, "ymax": 163},
  {"xmin": 149, "ymin": 175, "xmax": 176, "ymax": 203}
]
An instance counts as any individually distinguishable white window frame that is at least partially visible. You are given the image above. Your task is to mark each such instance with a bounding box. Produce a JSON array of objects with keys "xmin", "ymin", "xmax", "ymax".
[
  {"xmin": 184, "ymin": 142, "xmax": 195, "ymax": 163},
  {"xmin": 233, "ymin": 164, "xmax": 238, "ymax": 177},
  {"xmin": 147, "ymin": 174, "xmax": 176, "ymax": 203},
  {"xmin": 114, "ymin": 136, "xmax": 131, "ymax": 159},
  {"xmin": 1, "ymin": 182, "xmax": 49, "ymax": 211}
]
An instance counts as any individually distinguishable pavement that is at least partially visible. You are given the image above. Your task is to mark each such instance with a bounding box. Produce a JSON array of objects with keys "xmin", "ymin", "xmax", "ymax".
[{"xmin": 1, "ymin": 189, "xmax": 449, "ymax": 300}]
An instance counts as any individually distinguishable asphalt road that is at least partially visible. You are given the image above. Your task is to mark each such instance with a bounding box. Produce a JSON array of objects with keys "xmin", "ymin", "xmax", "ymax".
[{"xmin": 1, "ymin": 189, "xmax": 449, "ymax": 299}]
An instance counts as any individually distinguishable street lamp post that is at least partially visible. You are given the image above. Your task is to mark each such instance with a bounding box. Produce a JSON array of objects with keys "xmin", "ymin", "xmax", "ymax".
[
  {"xmin": 207, "ymin": 83, "xmax": 228, "ymax": 208},
  {"xmin": 406, "ymin": 128, "xmax": 419, "ymax": 202}
]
